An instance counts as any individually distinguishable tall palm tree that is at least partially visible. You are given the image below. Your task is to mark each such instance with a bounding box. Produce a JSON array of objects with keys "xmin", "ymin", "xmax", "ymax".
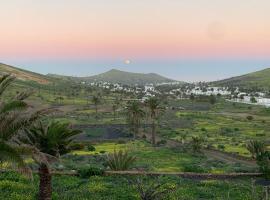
[
  {"xmin": 145, "ymin": 97, "xmax": 164, "ymax": 145},
  {"xmin": 0, "ymin": 74, "xmax": 48, "ymax": 175},
  {"xmin": 20, "ymin": 121, "xmax": 81, "ymax": 200},
  {"xmin": 92, "ymin": 94, "xmax": 101, "ymax": 120},
  {"xmin": 125, "ymin": 101, "xmax": 145, "ymax": 139}
]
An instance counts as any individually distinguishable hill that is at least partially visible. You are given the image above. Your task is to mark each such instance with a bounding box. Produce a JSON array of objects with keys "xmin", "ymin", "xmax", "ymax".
[
  {"xmin": 212, "ymin": 68, "xmax": 270, "ymax": 91},
  {"xmin": 49, "ymin": 69, "xmax": 177, "ymax": 85},
  {"xmin": 0, "ymin": 63, "xmax": 51, "ymax": 84}
]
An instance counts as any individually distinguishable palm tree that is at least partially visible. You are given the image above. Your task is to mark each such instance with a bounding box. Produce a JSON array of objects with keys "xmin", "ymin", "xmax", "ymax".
[
  {"xmin": 125, "ymin": 101, "xmax": 145, "ymax": 139},
  {"xmin": 0, "ymin": 74, "xmax": 49, "ymax": 176},
  {"xmin": 92, "ymin": 94, "xmax": 101, "ymax": 120},
  {"xmin": 145, "ymin": 97, "xmax": 164, "ymax": 145},
  {"xmin": 20, "ymin": 121, "xmax": 81, "ymax": 200}
]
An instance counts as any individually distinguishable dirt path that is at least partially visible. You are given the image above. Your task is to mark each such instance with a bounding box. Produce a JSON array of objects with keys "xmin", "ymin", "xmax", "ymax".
[{"xmin": 203, "ymin": 149, "xmax": 257, "ymax": 167}]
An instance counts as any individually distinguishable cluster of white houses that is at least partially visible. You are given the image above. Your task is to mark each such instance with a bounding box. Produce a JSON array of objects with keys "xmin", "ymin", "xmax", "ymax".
[{"xmin": 82, "ymin": 81, "xmax": 270, "ymax": 107}]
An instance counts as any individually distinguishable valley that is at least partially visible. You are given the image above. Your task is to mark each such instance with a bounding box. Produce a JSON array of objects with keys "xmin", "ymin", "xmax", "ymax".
[{"xmin": 1, "ymin": 64, "xmax": 270, "ymax": 199}]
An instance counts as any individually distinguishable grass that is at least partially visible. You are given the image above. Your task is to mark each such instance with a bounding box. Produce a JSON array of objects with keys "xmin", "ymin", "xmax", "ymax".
[
  {"xmin": 66, "ymin": 141, "xmax": 256, "ymax": 173},
  {"xmin": 0, "ymin": 172, "xmax": 264, "ymax": 200}
]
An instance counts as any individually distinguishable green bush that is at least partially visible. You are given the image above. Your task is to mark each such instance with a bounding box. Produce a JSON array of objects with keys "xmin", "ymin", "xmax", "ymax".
[
  {"xmin": 246, "ymin": 116, "xmax": 254, "ymax": 121},
  {"xmin": 256, "ymin": 151, "xmax": 270, "ymax": 179},
  {"xmin": 87, "ymin": 145, "xmax": 96, "ymax": 152},
  {"xmin": 78, "ymin": 167, "xmax": 104, "ymax": 178}
]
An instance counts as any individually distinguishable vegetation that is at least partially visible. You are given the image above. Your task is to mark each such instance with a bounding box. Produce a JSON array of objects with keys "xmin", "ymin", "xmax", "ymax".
[
  {"xmin": 126, "ymin": 101, "xmax": 145, "ymax": 139},
  {"xmin": 246, "ymin": 140, "xmax": 265, "ymax": 159},
  {"xmin": 0, "ymin": 74, "xmax": 47, "ymax": 176},
  {"xmin": 107, "ymin": 150, "xmax": 136, "ymax": 171},
  {"xmin": 20, "ymin": 121, "xmax": 81, "ymax": 200},
  {"xmin": 145, "ymin": 98, "xmax": 164, "ymax": 145},
  {"xmin": 2, "ymin": 65, "xmax": 270, "ymax": 199}
]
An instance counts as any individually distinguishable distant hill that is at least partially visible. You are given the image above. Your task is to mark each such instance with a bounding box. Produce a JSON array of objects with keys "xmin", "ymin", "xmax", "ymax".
[
  {"xmin": 0, "ymin": 63, "xmax": 51, "ymax": 84},
  {"xmin": 212, "ymin": 68, "xmax": 270, "ymax": 91},
  {"xmin": 49, "ymin": 69, "xmax": 177, "ymax": 85}
]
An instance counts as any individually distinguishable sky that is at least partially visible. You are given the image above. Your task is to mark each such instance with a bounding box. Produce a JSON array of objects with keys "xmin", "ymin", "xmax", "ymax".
[{"xmin": 0, "ymin": 0, "xmax": 270, "ymax": 81}]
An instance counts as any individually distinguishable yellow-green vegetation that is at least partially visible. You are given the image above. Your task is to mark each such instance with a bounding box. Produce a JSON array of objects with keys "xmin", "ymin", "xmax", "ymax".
[
  {"xmin": 0, "ymin": 172, "xmax": 265, "ymax": 200},
  {"xmin": 67, "ymin": 141, "xmax": 254, "ymax": 173}
]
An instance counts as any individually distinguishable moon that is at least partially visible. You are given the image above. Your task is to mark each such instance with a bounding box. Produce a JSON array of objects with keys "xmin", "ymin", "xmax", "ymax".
[{"xmin": 124, "ymin": 59, "xmax": 131, "ymax": 65}]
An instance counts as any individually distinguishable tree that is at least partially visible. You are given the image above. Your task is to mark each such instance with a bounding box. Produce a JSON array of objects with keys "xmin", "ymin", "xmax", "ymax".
[
  {"xmin": 145, "ymin": 98, "xmax": 164, "ymax": 145},
  {"xmin": 112, "ymin": 97, "xmax": 121, "ymax": 121},
  {"xmin": 0, "ymin": 74, "xmax": 49, "ymax": 176},
  {"xmin": 92, "ymin": 94, "xmax": 102, "ymax": 120},
  {"xmin": 20, "ymin": 121, "xmax": 81, "ymax": 200},
  {"xmin": 125, "ymin": 101, "xmax": 145, "ymax": 139},
  {"xmin": 250, "ymin": 96, "xmax": 257, "ymax": 103},
  {"xmin": 209, "ymin": 94, "xmax": 217, "ymax": 105}
]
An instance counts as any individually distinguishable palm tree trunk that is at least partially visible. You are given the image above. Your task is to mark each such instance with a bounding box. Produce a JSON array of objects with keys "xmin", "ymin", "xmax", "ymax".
[
  {"xmin": 95, "ymin": 105, "xmax": 98, "ymax": 120},
  {"xmin": 38, "ymin": 164, "xmax": 52, "ymax": 200},
  {"xmin": 151, "ymin": 120, "xmax": 156, "ymax": 145}
]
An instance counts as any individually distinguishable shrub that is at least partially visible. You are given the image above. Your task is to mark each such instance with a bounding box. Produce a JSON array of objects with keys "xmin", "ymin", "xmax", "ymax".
[
  {"xmin": 191, "ymin": 136, "xmax": 204, "ymax": 153},
  {"xmin": 247, "ymin": 116, "xmax": 254, "ymax": 121},
  {"xmin": 217, "ymin": 144, "xmax": 225, "ymax": 151},
  {"xmin": 201, "ymin": 128, "xmax": 207, "ymax": 132},
  {"xmin": 107, "ymin": 150, "xmax": 136, "ymax": 171},
  {"xmin": 78, "ymin": 166, "xmax": 104, "ymax": 178},
  {"xmin": 246, "ymin": 140, "xmax": 265, "ymax": 159},
  {"xmin": 256, "ymin": 151, "xmax": 270, "ymax": 180},
  {"xmin": 129, "ymin": 177, "xmax": 176, "ymax": 200},
  {"xmin": 87, "ymin": 145, "xmax": 96, "ymax": 152}
]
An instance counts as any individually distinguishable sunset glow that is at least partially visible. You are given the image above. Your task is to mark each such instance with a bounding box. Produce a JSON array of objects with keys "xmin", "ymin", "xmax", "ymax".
[{"xmin": 1, "ymin": 0, "xmax": 270, "ymax": 80}]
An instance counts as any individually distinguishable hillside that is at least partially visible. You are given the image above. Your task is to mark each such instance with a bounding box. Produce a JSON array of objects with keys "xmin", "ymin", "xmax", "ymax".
[
  {"xmin": 0, "ymin": 63, "xmax": 51, "ymax": 84},
  {"xmin": 49, "ymin": 69, "xmax": 177, "ymax": 85},
  {"xmin": 212, "ymin": 68, "xmax": 270, "ymax": 91}
]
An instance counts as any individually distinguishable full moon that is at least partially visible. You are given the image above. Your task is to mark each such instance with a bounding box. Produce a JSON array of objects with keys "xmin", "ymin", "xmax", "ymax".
[{"xmin": 124, "ymin": 59, "xmax": 131, "ymax": 64}]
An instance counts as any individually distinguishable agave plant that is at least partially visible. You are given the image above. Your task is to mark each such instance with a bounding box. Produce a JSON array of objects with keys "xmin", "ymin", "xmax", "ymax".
[
  {"xmin": 246, "ymin": 140, "xmax": 266, "ymax": 159},
  {"xmin": 129, "ymin": 177, "xmax": 176, "ymax": 200},
  {"xmin": 107, "ymin": 150, "xmax": 136, "ymax": 171}
]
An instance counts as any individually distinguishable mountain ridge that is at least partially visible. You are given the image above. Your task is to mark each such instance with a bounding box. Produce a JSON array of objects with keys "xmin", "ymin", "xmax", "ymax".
[
  {"xmin": 212, "ymin": 67, "xmax": 270, "ymax": 90},
  {"xmin": 48, "ymin": 68, "xmax": 178, "ymax": 85}
]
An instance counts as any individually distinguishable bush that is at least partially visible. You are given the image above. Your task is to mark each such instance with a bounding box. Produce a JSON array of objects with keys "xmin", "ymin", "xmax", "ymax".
[
  {"xmin": 246, "ymin": 140, "xmax": 265, "ymax": 159},
  {"xmin": 78, "ymin": 166, "xmax": 104, "ymax": 178},
  {"xmin": 87, "ymin": 145, "xmax": 96, "ymax": 152},
  {"xmin": 100, "ymin": 150, "xmax": 106, "ymax": 154},
  {"xmin": 191, "ymin": 136, "xmax": 203, "ymax": 153},
  {"xmin": 201, "ymin": 128, "xmax": 207, "ymax": 132},
  {"xmin": 217, "ymin": 144, "xmax": 225, "ymax": 151},
  {"xmin": 247, "ymin": 116, "xmax": 254, "ymax": 121},
  {"xmin": 256, "ymin": 151, "xmax": 270, "ymax": 180}
]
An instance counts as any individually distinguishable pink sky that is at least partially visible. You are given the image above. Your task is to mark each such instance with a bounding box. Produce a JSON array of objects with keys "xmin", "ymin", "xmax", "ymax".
[{"xmin": 0, "ymin": 0, "xmax": 270, "ymax": 60}]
